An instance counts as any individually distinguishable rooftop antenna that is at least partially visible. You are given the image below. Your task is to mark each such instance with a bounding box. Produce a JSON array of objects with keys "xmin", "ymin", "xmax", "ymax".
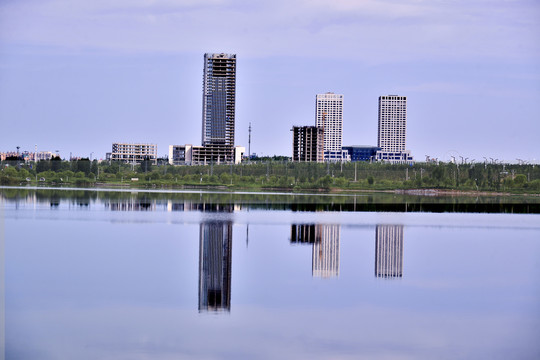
[{"xmin": 248, "ymin": 122, "xmax": 252, "ymax": 162}]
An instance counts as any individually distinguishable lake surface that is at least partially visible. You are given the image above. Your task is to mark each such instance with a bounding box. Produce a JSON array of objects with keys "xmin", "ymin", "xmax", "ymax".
[{"xmin": 1, "ymin": 188, "xmax": 540, "ymax": 359}]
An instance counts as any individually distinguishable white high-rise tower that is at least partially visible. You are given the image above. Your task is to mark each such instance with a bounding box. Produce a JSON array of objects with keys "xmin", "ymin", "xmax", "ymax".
[
  {"xmin": 315, "ymin": 92, "xmax": 343, "ymax": 161},
  {"xmin": 376, "ymin": 95, "xmax": 413, "ymax": 164}
]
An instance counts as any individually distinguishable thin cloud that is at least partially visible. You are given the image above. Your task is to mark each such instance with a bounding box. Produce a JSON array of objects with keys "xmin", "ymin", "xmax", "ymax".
[{"xmin": 1, "ymin": 0, "xmax": 538, "ymax": 63}]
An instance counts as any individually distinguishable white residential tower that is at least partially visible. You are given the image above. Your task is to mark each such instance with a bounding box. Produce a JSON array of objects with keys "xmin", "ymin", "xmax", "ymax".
[
  {"xmin": 315, "ymin": 92, "xmax": 343, "ymax": 161},
  {"xmin": 376, "ymin": 95, "xmax": 413, "ymax": 164}
]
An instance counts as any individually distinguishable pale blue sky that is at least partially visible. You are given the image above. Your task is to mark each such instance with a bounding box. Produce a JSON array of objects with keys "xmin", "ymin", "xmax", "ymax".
[{"xmin": 1, "ymin": 0, "xmax": 539, "ymax": 162}]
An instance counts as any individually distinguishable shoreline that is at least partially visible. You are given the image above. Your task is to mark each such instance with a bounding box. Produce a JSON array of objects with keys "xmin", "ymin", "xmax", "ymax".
[{"xmin": 1, "ymin": 184, "xmax": 539, "ymax": 198}]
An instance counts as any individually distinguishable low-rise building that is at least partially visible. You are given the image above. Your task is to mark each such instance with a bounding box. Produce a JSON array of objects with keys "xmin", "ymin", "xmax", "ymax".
[
  {"xmin": 169, "ymin": 145, "xmax": 245, "ymax": 166},
  {"xmin": 108, "ymin": 143, "xmax": 157, "ymax": 165},
  {"xmin": 375, "ymin": 150, "xmax": 414, "ymax": 165},
  {"xmin": 1, "ymin": 151, "xmax": 56, "ymax": 162},
  {"xmin": 342, "ymin": 145, "xmax": 381, "ymax": 162}
]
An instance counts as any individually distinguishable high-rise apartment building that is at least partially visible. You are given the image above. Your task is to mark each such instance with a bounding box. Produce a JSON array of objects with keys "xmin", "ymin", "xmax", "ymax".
[
  {"xmin": 291, "ymin": 126, "xmax": 324, "ymax": 162},
  {"xmin": 201, "ymin": 53, "xmax": 236, "ymax": 163},
  {"xmin": 315, "ymin": 92, "xmax": 343, "ymax": 161},
  {"xmin": 376, "ymin": 95, "xmax": 413, "ymax": 164}
]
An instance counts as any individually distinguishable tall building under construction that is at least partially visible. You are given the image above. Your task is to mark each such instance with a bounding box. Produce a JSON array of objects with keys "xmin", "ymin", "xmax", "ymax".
[
  {"xmin": 291, "ymin": 126, "xmax": 324, "ymax": 162},
  {"xmin": 200, "ymin": 53, "xmax": 237, "ymax": 164}
]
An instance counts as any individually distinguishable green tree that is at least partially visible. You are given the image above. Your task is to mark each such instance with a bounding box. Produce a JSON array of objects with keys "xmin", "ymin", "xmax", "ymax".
[
  {"xmin": 431, "ymin": 166, "xmax": 446, "ymax": 187},
  {"xmin": 75, "ymin": 158, "xmax": 91, "ymax": 175},
  {"xmin": 138, "ymin": 157, "xmax": 152, "ymax": 173},
  {"xmin": 51, "ymin": 156, "xmax": 62, "ymax": 172},
  {"xmin": 0, "ymin": 167, "xmax": 19, "ymax": 185},
  {"xmin": 36, "ymin": 160, "xmax": 51, "ymax": 173},
  {"xmin": 18, "ymin": 169, "xmax": 31, "ymax": 180},
  {"xmin": 90, "ymin": 160, "xmax": 98, "ymax": 176},
  {"xmin": 514, "ymin": 174, "xmax": 527, "ymax": 187}
]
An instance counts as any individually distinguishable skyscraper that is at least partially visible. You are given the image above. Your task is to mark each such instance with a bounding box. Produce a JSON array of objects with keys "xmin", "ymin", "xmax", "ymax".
[
  {"xmin": 315, "ymin": 92, "xmax": 343, "ymax": 161},
  {"xmin": 375, "ymin": 95, "xmax": 413, "ymax": 164},
  {"xmin": 200, "ymin": 53, "xmax": 237, "ymax": 163}
]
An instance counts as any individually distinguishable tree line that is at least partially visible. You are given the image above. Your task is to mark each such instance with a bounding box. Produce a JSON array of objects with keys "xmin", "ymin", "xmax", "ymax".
[{"xmin": 1, "ymin": 157, "xmax": 539, "ymax": 193}]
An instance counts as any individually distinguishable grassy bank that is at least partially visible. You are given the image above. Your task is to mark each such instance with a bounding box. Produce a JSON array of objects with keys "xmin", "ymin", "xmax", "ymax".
[{"xmin": 2, "ymin": 159, "xmax": 540, "ymax": 194}]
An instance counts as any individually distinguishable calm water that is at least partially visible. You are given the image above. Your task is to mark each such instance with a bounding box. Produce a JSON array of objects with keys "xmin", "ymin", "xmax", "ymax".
[{"xmin": 1, "ymin": 188, "xmax": 540, "ymax": 359}]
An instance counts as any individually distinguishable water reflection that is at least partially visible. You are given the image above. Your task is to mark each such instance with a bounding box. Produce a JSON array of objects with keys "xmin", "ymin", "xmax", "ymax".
[
  {"xmin": 375, "ymin": 225, "xmax": 404, "ymax": 278},
  {"xmin": 313, "ymin": 225, "xmax": 340, "ymax": 278},
  {"xmin": 106, "ymin": 200, "xmax": 155, "ymax": 211},
  {"xmin": 291, "ymin": 224, "xmax": 341, "ymax": 278},
  {"xmin": 198, "ymin": 222, "xmax": 233, "ymax": 312},
  {"xmin": 0, "ymin": 197, "xmax": 4, "ymax": 360},
  {"xmin": 3, "ymin": 188, "xmax": 540, "ymax": 213}
]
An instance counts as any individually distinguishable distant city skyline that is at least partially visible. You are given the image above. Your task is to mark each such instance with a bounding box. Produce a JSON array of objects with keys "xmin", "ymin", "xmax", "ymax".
[{"xmin": 0, "ymin": 1, "xmax": 538, "ymax": 163}]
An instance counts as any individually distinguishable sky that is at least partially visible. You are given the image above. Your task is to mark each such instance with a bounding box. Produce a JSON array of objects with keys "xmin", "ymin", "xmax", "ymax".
[{"xmin": 0, "ymin": 0, "xmax": 539, "ymax": 163}]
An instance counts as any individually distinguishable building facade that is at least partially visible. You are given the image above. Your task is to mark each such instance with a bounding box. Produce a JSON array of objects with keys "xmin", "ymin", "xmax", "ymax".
[
  {"xmin": 108, "ymin": 143, "xmax": 157, "ymax": 164},
  {"xmin": 201, "ymin": 53, "xmax": 237, "ymax": 164},
  {"xmin": 291, "ymin": 126, "xmax": 324, "ymax": 162},
  {"xmin": 169, "ymin": 145, "xmax": 244, "ymax": 165},
  {"xmin": 376, "ymin": 95, "xmax": 413, "ymax": 164},
  {"xmin": 342, "ymin": 145, "xmax": 381, "ymax": 162},
  {"xmin": 315, "ymin": 92, "xmax": 343, "ymax": 161},
  {"xmin": 1, "ymin": 151, "xmax": 57, "ymax": 162}
]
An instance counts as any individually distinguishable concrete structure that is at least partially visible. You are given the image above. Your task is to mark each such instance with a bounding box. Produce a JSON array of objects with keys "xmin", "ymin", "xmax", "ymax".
[
  {"xmin": 316, "ymin": 92, "xmax": 343, "ymax": 161},
  {"xmin": 342, "ymin": 145, "xmax": 381, "ymax": 162},
  {"xmin": 201, "ymin": 53, "xmax": 237, "ymax": 164},
  {"xmin": 108, "ymin": 143, "xmax": 157, "ymax": 164},
  {"xmin": 168, "ymin": 53, "xmax": 243, "ymax": 166},
  {"xmin": 375, "ymin": 224, "xmax": 404, "ymax": 278},
  {"xmin": 169, "ymin": 145, "xmax": 245, "ymax": 166},
  {"xmin": 169, "ymin": 145, "xmax": 193, "ymax": 165},
  {"xmin": 199, "ymin": 221, "xmax": 233, "ymax": 312},
  {"xmin": 291, "ymin": 126, "xmax": 324, "ymax": 162},
  {"xmin": 234, "ymin": 146, "xmax": 245, "ymax": 164},
  {"xmin": 376, "ymin": 95, "xmax": 413, "ymax": 164}
]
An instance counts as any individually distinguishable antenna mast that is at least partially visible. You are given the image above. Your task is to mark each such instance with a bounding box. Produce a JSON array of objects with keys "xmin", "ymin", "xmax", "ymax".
[{"xmin": 248, "ymin": 122, "xmax": 252, "ymax": 162}]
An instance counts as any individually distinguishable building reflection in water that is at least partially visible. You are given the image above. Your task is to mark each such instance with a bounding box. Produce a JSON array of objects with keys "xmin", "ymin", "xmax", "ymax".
[
  {"xmin": 104, "ymin": 199, "xmax": 238, "ymax": 212},
  {"xmin": 106, "ymin": 200, "xmax": 155, "ymax": 211},
  {"xmin": 375, "ymin": 225, "xmax": 404, "ymax": 278},
  {"xmin": 199, "ymin": 221, "xmax": 233, "ymax": 312},
  {"xmin": 0, "ymin": 198, "xmax": 4, "ymax": 359},
  {"xmin": 291, "ymin": 224, "xmax": 340, "ymax": 278}
]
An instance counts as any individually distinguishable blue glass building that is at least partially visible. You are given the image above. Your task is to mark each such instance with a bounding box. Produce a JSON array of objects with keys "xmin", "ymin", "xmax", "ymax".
[{"xmin": 342, "ymin": 145, "xmax": 381, "ymax": 162}]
